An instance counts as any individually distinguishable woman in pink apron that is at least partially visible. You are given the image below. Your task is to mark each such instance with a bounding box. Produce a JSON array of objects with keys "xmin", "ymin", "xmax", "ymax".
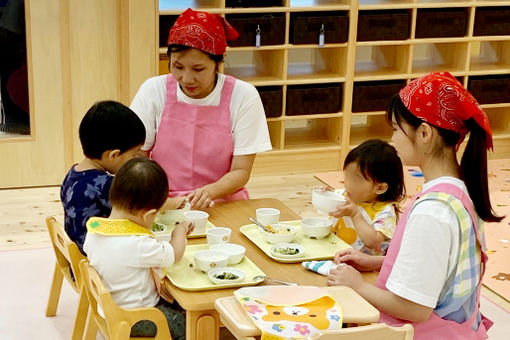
[
  {"xmin": 327, "ymin": 72, "xmax": 503, "ymax": 339},
  {"xmin": 130, "ymin": 9, "xmax": 271, "ymax": 210}
]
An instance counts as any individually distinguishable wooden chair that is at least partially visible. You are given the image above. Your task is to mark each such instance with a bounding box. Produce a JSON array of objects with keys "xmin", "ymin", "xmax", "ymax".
[
  {"xmin": 79, "ymin": 259, "xmax": 172, "ymax": 340},
  {"xmin": 305, "ymin": 323, "xmax": 414, "ymax": 340},
  {"xmin": 45, "ymin": 216, "xmax": 88, "ymax": 340}
]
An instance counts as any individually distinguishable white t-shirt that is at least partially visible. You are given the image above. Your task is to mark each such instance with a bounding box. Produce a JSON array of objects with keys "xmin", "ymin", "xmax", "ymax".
[
  {"xmin": 386, "ymin": 176, "xmax": 466, "ymax": 308},
  {"xmin": 130, "ymin": 73, "xmax": 272, "ymax": 155},
  {"xmin": 83, "ymin": 233, "xmax": 175, "ymax": 309}
]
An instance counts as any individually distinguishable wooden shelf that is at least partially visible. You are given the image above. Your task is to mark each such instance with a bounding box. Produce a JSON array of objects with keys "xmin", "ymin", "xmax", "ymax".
[{"xmin": 156, "ymin": 0, "xmax": 510, "ymax": 173}]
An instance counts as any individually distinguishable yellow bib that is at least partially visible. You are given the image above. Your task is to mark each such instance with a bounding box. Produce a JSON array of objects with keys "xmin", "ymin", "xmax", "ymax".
[{"xmin": 86, "ymin": 217, "xmax": 154, "ymax": 237}]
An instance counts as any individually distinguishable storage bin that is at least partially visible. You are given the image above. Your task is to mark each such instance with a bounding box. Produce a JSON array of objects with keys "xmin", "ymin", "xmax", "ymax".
[
  {"xmin": 415, "ymin": 8, "xmax": 468, "ymax": 38},
  {"xmin": 159, "ymin": 15, "xmax": 179, "ymax": 47},
  {"xmin": 357, "ymin": 10, "xmax": 410, "ymax": 41},
  {"xmin": 474, "ymin": 7, "xmax": 510, "ymax": 36},
  {"xmin": 352, "ymin": 80, "xmax": 406, "ymax": 112},
  {"xmin": 286, "ymin": 83, "xmax": 343, "ymax": 116},
  {"xmin": 468, "ymin": 75, "xmax": 510, "ymax": 104},
  {"xmin": 226, "ymin": 13, "xmax": 285, "ymax": 47},
  {"xmin": 226, "ymin": 0, "xmax": 284, "ymax": 7},
  {"xmin": 257, "ymin": 86, "xmax": 283, "ymax": 118},
  {"xmin": 290, "ymin": 11, "xmax": 349, "ymax": 45}
]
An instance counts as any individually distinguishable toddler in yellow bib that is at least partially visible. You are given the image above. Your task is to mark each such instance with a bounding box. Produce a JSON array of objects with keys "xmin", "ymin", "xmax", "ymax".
[
  {"xmin": 84, "ymin": 158, "xmax": 193, "ymax": 340},
  {"xmin": 331, "ymin": 139, "xmax": 404, "ymax": 255}
]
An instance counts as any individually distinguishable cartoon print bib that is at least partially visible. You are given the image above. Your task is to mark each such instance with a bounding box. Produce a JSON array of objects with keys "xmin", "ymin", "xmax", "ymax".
[
  {"xmin": 235, "ymin": 286, "xmax": 342, "ymax": 339},
  {"xmin": 86, "ymin": 217, "xmax": 154, "ymax": 237}
]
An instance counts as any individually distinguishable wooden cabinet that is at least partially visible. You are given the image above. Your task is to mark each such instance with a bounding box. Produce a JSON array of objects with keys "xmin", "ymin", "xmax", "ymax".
[{"xmin": 160, "ymin": 0, "xmax": 510, "ymax": 173}]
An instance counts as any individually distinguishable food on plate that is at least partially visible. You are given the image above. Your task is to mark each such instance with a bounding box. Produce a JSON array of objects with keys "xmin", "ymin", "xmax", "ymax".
[
  {"xmin": 213, "ymin": 271, "xmax": 239, "ymax": 280},
  {"xmin": 273, "ymin": 246, "xmax": 301, "ymax": 255}
]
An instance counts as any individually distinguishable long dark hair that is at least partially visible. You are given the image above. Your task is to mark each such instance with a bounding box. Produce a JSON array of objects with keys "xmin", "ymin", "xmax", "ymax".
[
  {"xmin": 387, "ymin": 95, "xmax": 503, "ymax": 223},
  {"xmin": 344, "ymin": 139, "xmax": 405, "ymax": 204}
]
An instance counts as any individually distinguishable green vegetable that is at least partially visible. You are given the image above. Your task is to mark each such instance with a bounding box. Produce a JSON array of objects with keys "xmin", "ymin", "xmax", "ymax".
[
  {"xmin": 151, "ymin": 223, "xmax": 165, "ymax": 232},
  {"xmin": 214, "ymin": 272, "xmax": 239, "ymax": 280},
  {"xmin": 274, "ymin": 247, "xmax": 300, "ymax": 255}
]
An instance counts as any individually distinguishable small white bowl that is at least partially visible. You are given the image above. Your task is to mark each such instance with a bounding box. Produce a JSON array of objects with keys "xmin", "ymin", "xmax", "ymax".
[
  {"xmin": 301, "ymin": 217, "xmax": 333, "ymax": 239},
  {"xmin": 208, "ymin": 268, "xmax": 245, "ymax": 285},
  {"xmin": 193, "ymin": 250, "xmax": 229, "ymax": 272},
  {"xmin": 206, "ymin": 227, "xmax": 232, "ymax": 245},
  {"xmin": 270, "ymin": 243, "xmax": 305, "ymax": 259},
  {"xmin": 311, "ymin": 188, "xmax": 345, "ymax": 213},
  {"xmin": 150, "ymin": 222, "xmax": 172, "ymax": 242},
  {"xmin": 260, "ymin": 223, "xmax": 297, "ymax": 244},
  {"xmin": 155, "ymin": 201, "xmax": 191, "ymax": 227},
  {"xmin": 209, "ymin": 243, "xmax": 246, "ymax": 265}
]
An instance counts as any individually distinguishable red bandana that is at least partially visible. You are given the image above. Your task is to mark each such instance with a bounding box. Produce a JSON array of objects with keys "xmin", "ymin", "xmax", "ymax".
[
  {"xmin": 399, "ymin": 72, "xmax": 493, "ymax": 150},
  {"xmin": 167, "ymin": 8, "xmax": 239, "ymax": 56}
]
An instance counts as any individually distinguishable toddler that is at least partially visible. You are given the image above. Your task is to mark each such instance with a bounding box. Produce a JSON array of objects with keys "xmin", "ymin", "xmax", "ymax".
[
  {"xmin": 60, "ymin": 100, "xmax": 146, "ymax": 253},
  {"xmin": 84, "ymin": 157, "xmax": 193, "ymax": 339},
  {"xmin": 332, "ymin": 139, "xmax": 404, "ymax": 255}
]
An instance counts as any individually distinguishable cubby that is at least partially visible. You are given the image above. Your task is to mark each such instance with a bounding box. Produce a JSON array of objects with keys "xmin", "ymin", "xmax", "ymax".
[
  {"xmin": 287, "ymin": 47, "xmax": 347, "ymax": 82},
  {"xmin": 354, "ymin": 45, "xmax": 410, "ymax": 80},
  {"xmin": 156, "ymin": 0, "xmax": 510, "ymax": 174},
  {"xmin": 412, "ymin": 42, "xmax": 469, "ymax": 75},
  {"xmin": 223, "ymin": 49, "xmax": 285, "ymax": 85}
]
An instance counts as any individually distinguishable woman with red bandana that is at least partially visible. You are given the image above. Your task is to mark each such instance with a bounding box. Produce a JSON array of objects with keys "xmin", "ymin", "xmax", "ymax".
[
  {"xmin": 131, "ymin": 8, "xmax": 271, "ymax": 210},
  {"xmin": 327, "ymin": 72, "xmax": 502, "ymax": 339}
]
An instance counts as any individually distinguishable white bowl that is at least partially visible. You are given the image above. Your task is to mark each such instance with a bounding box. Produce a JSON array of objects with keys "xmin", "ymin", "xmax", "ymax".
[
  {"xmin": 311, "ymin": 188, "xmax": 345, "ymax": 213},
  {"xmin": 193, "ymin": 250, "xmax": 229, "ymax": 272},
  {"xmin": 150, "ymin": 222, "xmax": 172, "ymax": 242},
  {"xmin": 208, "ymin": 268, "xmax": 245, "ymax": 285},
  {"xmin": 300, "ymin": 217, "xmax": 333, "ymax": 239},
  {"xmin": 260, "ymin": 223, "xmax": 297, "ymax": 244},
  {"xmin": 270, "ymin": 243, "xmax": 305, "ymax": 259},
  {"xmin": 206, "ymin": 227, "xmax": 232, "ymax": 245},
  {"xmin": 155, "ymin": 201, "xmax": 191, "ymax": 227},
  {"xmin": 209, "ymin": 243, "xmax": 246, "ymax": 265}
]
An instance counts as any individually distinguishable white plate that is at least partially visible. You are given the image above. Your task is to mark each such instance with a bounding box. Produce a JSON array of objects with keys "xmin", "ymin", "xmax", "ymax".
[
  {"xmin": 270, "ymin": 243, "xmax": 305, "ymax": 259},
  {"xmin": 208, "ymin": 268, "xmax": 245, "ymax": 285}
]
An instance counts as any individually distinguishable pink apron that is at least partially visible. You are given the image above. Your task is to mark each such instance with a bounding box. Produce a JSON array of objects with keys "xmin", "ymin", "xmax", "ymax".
[
  {"xmin": 150, "ymin": 74, "xmax": 249, "ymax": 202},
  {"xmin": 376, "ymin": 183, "xmax": 493, "ymax": 339}
]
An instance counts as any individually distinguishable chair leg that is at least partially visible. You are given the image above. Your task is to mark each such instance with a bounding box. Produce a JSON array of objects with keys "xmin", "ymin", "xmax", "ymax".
[
  {"xmin": 45, "ymin": 262, "xmax": 64, "ymax": 317},
  {"xmin": 72, "ymin": 289, "xmax": 89, "ymax": 340},
  {"xmin": 84, "ymin": 307, "xmax": 99, "ymax": 340}
]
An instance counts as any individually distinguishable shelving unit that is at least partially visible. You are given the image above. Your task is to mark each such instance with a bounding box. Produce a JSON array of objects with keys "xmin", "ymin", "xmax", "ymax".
[{"xmin": 158, "ymin": 0, "xmax": 510, "ymax": 174}]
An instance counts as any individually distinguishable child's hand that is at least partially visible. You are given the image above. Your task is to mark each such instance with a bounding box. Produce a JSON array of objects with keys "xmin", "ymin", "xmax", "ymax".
[
  {"xmin": 334, "ymin": 248, "xmax": 378, "ymax": 272},
  {"xmin": 329, "ymin": 195, "xmax": 358, "ymax": 218},
  {"xmin": 173, "ymin": 221, "xmax": 194, "ymax": 237},
  {"xmin": 327, "ymin": 263, "xmax": 364, "ymax": 290}
]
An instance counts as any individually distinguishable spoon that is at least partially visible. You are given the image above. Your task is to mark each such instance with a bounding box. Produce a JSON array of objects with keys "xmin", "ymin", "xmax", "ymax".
[
  {"xmin": 252, "ymin": 275, "xmax": 298, "ymax": 286},
  {"xmin": 248, "ymin": 217, "xmax": 270, "ymax": 233}
]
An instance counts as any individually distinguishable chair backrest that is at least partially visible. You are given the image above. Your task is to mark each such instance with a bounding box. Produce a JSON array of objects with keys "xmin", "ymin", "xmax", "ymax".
[
  {"xmin": 46, "ymin": 216, "xmax": 80, "ymax": 292},
  {"xmin": 306, "ymin": 323, "xmax": 414, "ymax": 340},
  {"xmin": 79, "ymin": 260, "xmax": 172, "ymax": 340}
]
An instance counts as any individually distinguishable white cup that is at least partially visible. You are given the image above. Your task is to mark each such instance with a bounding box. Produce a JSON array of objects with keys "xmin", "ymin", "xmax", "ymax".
[
  {"xmin": 184, "ymin": 210, "xmax": 209, "ymax": 234},
  {"xmin": 256, "ymin": 208, "xmax": 280, "ymax": 226},
  {"xmin": 206, "ymin": 227, "xmax": 232, "ymax": 245}
]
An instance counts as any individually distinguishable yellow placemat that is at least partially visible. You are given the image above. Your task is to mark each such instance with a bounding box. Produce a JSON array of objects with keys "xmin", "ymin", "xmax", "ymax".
[
  {"xmin": 240, "ymin": 220, "xmax": 351, "ymax": 263},
  {"xmin": 165, "ymin": 244, "xmax": 265, "ymax": 291}
]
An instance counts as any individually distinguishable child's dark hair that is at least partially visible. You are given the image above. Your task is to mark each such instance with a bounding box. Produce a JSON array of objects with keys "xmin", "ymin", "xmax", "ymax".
[
  {"xmin": 344, "ymin": 139, "xmax": 405, "ymax": 203},
  {"xmin": 109, "ymin": 158, "xmax": 168, "ymax": 213},
  {"xmin": 167, "ymin": 44, "xmax": 224, "ymax": 63},
  {"xmin": 387, "ymin": 94, "xmax": 503, "ymax": 222},
  {"xmin": 79, "ymin": 101, "xmax": 146, "ymax": 159}
]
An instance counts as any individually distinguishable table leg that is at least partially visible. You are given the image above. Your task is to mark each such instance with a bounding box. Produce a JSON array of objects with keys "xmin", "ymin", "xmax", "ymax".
[{"xmin": 186, "ymin": 309, "xmax": 220, "ymax": 340}]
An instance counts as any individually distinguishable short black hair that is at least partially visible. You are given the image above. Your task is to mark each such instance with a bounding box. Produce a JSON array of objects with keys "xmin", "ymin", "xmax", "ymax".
[
  {"xmin": 167, "ymin": 44, "xmax": 224, "ymax": 63},
  {"xmin": 344, "ymin": 139, "xmax": 405, "ymax": 203},
  {"xmin": 109, "ymin": 158, "xmax": 169, "ymax": 213},
  {"xmin": 79, "ymin": 101, "xmax": 146, "ymax": 159}
]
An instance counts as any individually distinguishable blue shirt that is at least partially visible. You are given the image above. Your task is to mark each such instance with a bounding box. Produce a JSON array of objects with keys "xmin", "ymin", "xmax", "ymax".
[{"xmin": 60, "ymin": 165, "xmax": 113, "ymax": 254}]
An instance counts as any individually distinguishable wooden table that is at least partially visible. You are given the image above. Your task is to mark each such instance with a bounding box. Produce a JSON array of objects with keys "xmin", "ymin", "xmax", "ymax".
[{"xmin": 163, "ymin": 198, "xmax": 379, "ymax": 340}]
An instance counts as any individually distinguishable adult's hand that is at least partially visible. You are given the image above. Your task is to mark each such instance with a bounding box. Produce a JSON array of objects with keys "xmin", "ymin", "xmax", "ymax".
[
  {"xmin": 333, "ymin": 248, "xmax": 383, "ymax": 272},
  {"xmin": 188, "ymin": 186, "xmax": 215, "ymax": 210}
]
